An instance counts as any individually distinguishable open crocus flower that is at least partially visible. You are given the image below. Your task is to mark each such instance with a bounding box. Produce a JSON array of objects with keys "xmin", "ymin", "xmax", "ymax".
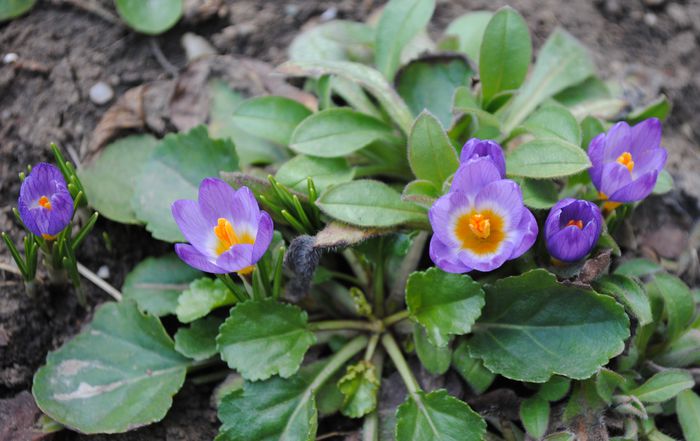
[
  {"xmin": 429, "ymin": 158, "xmax": 538, "ymax": 273},
  {"xmin": 545, "ymin": 198, "xmax": 603, "ymax": 263},
  {"xmin": 172, "ymin": 178, "xmax": 273, "ymax": 275},
  {"xmin": 18, "ymin": 163, "xmax": 74, "ymax": 240},
  {"xmin": 588, "ymin": 118, "xmax": 667, "ymax": 208},
  {"xmin": 459, "ymin": 138, "xmax": 506, "ymax": 177}
]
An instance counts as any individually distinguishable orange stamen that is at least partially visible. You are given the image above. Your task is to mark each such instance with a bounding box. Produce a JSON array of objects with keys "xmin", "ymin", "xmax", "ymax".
[
  {"xmin": 454, "ymin": 210, "xmax": 505, "ymax": 256},
  {"xmin": 468, "ymin": 214, "xmax": 491, "ymax": 239},
  {"xmin": 598, "ymin": 192, "xmax": 621, "ymax": 214},
  {"xmin": 616, "ymin": 151, "xmax": 635, "ymax": 173},
  {"xmin": 566, "ymin": 219, "xmax": 584, "ymax": 229},
  {"xmin": 38, "ymin": 196, "xmax": 52, "ymax": 210},
  {"xmin": 213, "ymin": 218, "xmax": 254, "ymax": 256}
]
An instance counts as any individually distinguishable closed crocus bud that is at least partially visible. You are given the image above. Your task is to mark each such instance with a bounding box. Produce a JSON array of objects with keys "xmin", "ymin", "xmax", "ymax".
[
  {"xmin": 588, "ymin": 118, "xmax": 667, "ymax": 209},
  {"xmin": 459, "ymin": 138, "xmax": 507, "ymax": 177},
  {"xmin": 18, "ymin": 163, "xmax": 74, "ymax": 240},
  {"xmin": 545, "ymin": 198, "xmax": 603, "ymax": 263}
]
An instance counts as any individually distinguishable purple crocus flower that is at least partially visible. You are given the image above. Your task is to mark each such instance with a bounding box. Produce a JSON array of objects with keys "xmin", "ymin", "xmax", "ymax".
[
  {"xmin": 588, "ymin": 118, "xmax": 667, "ymax": 207},
  {"xmin": 18, "ymin": 163, "xmax": 74, "ymax": 240},
  {"xmin": 459, "ymin": 138, "xmax": 506, "ymax": 177},
  {"xmin": 545, "ymin": 198, "xmax": 603, "ymax": 263},
  {"xmin": 429, "ymin": 158, "xmax": 538, "ymax": 273},
  {"xmin": 172, "ymin": 178, "xmax": 273, "ymax": 275}
]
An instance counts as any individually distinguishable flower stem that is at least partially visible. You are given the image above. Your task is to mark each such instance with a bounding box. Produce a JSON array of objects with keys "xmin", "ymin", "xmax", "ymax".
[
  {"xmin": 362, "ymin": 347, "xmax": 385, "ymax": 441},
  {"xmin": 383, "ymin": 310, "xmax": 409, "ymax": 327},
  {"xmin": 342, "ymin": 249, "xmax": 369, "ymax": 288},
  {"xmin": 309, "ymin": 335, "xmax": 368, "ymax": 391},
  {"xmin": 364, "ymin": 333, "xmax": 380, "ymax": 361},
  {"xmin": 309, "ymin": 320, "xmax": 379, "ymax": 332},
  {"xmin": 381, "ymin": 333, "xmax": 420, "ymax": 396},
  {"xmin": 217, "ymin": 274, "xmax": 248, "ymax": 303},
  {"xmin": 372, "ymin": 237, "xmax": 385, "ymax": 317}
]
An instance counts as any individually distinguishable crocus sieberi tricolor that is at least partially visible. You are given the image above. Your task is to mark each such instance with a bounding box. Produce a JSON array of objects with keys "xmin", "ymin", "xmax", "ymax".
[
  {"xmin": 429, "ymin": 158, "xmax": 538, "ymax": 273},
  {"xmin": 172, "ymin": 178, "xmax": 273, "ymax": 275},
  {"xmin": 18, "ymin": 163, "xmax": 74, "ymax": 240},
  {"xmin": 545, "ymin": 198, "xmax": 603, "ymax": 263},
  {"xmin": 460, "ymin": 138, "xmax": 507, "ymax": 177},
  {"xmin": 588, "ymin": 118, "xmax": 667, "ymax": 209}
]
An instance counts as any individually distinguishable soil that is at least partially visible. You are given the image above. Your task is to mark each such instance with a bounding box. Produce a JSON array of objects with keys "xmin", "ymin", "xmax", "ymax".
[{"xmin": 1, "ymin": 0, "xmax": 699, "ymax": 440}]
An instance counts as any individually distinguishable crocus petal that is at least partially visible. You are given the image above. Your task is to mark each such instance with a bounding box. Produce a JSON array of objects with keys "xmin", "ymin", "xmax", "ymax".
[
  {"xmin": 587, "ymin": 134, "xmax": 606, "ymax": 189},
  {"xmin": 600, "ymin": 162, "xmax": 633, "ymax": 197},
  {"xmin": 197, "ymin": 178, "xmax": 239, "ymax": 224},
  {"xmin": 450, "ymin": 157, "xmax": 502, "ymax": 196},
  {"xmin": 231, "ymin": 187, "xmax": 261, "ymax": 233},
  {"xmin": 474, "ymin": 179, "xmax": 524, "ymax": 230},
  {"xmin": 632, "ymin": 147, "xmax": 667, "ymax": 179},
  {"xmin": 175, "ymin": 243, "xmax": 226, "ymax": 274},
  {"xmin": 510, "ymin": 208, "xmax": 538, "ymax": 259},
  {"xmin": 429, "ymin": 191, "xmax": 470, "ymax": 247},
  {"xmin": 251, "ymin": 211, "xmax": 274, "ymax": 262},
  {"xmin": 429, "ymin": 236, "xmax": 473, "ymax": 273},
  {"xmin": 216, "ymin": 244, "xmax": 254, "ymax": 272},
  {"xmin": 45, "ymin": 191, "xmax": 74, "ymax": 236},
  {"xmin": 609, "ymin": 171, "xmax": 658, "ymax": 203},
  {"xmin": 460, "ymin": 139, "xmax": 507, "ymax": 177},
  {"xmin": 17, "ymin": 197, "xmax": 40, "ymax": 236},
  {"xmin": 458, "ymin": 239, "xmax": 515, "ymax": 273},
  {"xmin": 603, "ymin": 121, "xmax": 632, "ymax": 161},
  {"xmin": 627, "ymin": 118, "xmax": 662, "ymax": 157},
  {"xmin": 172, "ymin": 199, "xmax": 216, "ymax": 255},
  {"xmin": 547, "ymin": 226, "xmax": 592, "ymax": 262}
]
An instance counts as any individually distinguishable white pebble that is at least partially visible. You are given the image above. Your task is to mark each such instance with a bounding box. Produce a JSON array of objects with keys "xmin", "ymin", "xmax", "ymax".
[
  {"xmin": 3, "ymin": 53, "xmax": 18, "ymax": 64},
  {"xmin": 97, "ymin": 265, "xmax": 110, "ymax": 279},
  {"xmin": 89, "ymin": 82, "xmax": 114, "ymax": 105}
]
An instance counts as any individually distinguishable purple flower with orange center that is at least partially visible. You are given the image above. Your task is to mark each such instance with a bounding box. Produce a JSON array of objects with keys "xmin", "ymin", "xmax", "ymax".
[
  {"xmin": 18, "ymin": 163, "xmax": 74, "ymax": 240},
  {"xmin": 429, "ymin": 158, "xmax": 538, "ymax": 273},
  {"xmin": 588, "ymin": 118, "xmax": 667, "ymax": 210},
  {"xmin": 459, "ymin": 138, "xmax": 506, "ymax": 177},
  {"xmin": 544, "ymin": 198, "xmax": 603, "ymax": 263},
  {"xmin": 172, "ymin": 178, "xmax": 273, "ymax": 275}
]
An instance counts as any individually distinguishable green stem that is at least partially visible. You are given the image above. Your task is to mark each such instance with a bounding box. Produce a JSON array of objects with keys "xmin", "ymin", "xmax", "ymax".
[
  {"xmin": 364, "ymin": 333, "xmax": 380, "ymax": 361},
  {"xmin": 373, "ymin": 237, "xmax": 385, "ymax": 318},
  {"xmin": 217, "ymin": 274, "xmax": 248, "ymax": 303},
  {"xmin": 342, "ymin": 249, "xmax": 369, "ymax": 288},
  {"xmin": 191, "ymin": 370, "xmax": 230, "ymax": 385},
  {"xmin": 383, "ymin": 310, "xmax": 409, "ymax": 327},
  {"xmin": 362, "ymin": 347, "xmax": 385, "ymax": 441},
  {"xmin": 309, "ymin": 335, "xmax": 368, "ymax": 391},
  {"xmin": 328, "ymin": 270, "xmax": 362, "ymax": 285},
  {"xmin": 381, "ymin": 333, "xmax": 420, "ymax": 396},
  {"xmin": 309, "ymin": 320, "xmax": 379, "ymax": 332}
]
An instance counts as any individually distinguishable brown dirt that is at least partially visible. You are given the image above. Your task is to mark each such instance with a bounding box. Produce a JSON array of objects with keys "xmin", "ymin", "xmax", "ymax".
[{"xmin": 1, "ymin": 0, "xmax": 698, "ymax": 439}]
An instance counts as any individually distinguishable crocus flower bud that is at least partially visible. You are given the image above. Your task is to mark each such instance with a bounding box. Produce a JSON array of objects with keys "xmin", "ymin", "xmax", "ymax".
[
  {"xmin": 588, "ymin": 118, "xmax": 667, "ymax": 207},
  {"xmin": 18, "ymin": 163, "xmax": 74, "ymax": 240},
  {"xmin": 545, "ymin": 198, "xmax": 603, "ymax": 263},
  {"xmin": 172, "ymin": 178, "xmax": 273, "ymax": 275},
  {"xmin": 459, "ymin": 138, "xmax": 507, "ymax": 177}
]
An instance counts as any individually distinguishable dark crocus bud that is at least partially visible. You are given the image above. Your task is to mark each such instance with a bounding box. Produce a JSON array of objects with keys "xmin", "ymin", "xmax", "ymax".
[
  {"xmin": 545, "ymin": 198, "xmax": 603, "ymax": 263},
  {"xmin": 459, "ymin": 138, "xmax": 507, "ymax": 178},
  {"xmin": 18, "ymin": 163, "xmax": 74, "ymax": 240}
]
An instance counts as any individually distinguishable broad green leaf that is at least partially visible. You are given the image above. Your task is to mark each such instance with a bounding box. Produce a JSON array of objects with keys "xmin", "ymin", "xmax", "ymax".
[
  {"xmin": 469, "ymin": 269, "xmax": 629, "ymax": 382},
  {"xmin": 176, "ymin": 278, "xmax": 236, "ymax": 323},
  {"xmin": 614, "ymin": 258, "xmax": 662, "ymax": 278},
  {"xmin": 554, "ymin": 77, "xmax": 625, "ymax": 121},
  {"xmin": 217, "ymin": 300, "xmax": 316, "ymax": 381},
  {"xmin": 174, "ymin": 316, "xmax": 221, "ymax": 361},
  {"xmin": 647, "ymin": 273, "xmax": 694, "ymax": 342},
  {"xmin": 414, "ymin": 324, "xmax": 452, "ymax": 375},
  {"xmin": 452, "ymin": 86, "xmax": 502, "ymax": 129},
  {"xmin": 396, "ymin": 56, "xmax": 473, "ymax": 127},
  {"xmin": 518, "ymin": 104, "xmax": 581, "ymax": 145},
  {"xmin": 231, "ymin": 96, "xmax": 312, "ymax": 146},
  {"xmin": 132, "ymin": 125, "xmax": 239, "ymax": 242},
  {"xmin": 375, "ymin": 0, "xmax": 435, "ymax": 80},
  {"xmin": 479, "ymin": 7, "xmax": 531, "ymax": 104},
  {"xmin": 289, "ymin": 108, "xmax": 399, "ymax": 157},
  {"xmin": 595, "ymin": 368, "xmax": 626, "ymax": 404},
  {"xmin": 677, "ymin": 390, "xmax": 700, "ymax": 441},
  {"xmin": 444, "ymin": 11, "xmax": 493, "ymax": 62},
  {"xmin": 406, "ymin": 267, "xmax": 485, "ymax": 347},
  {"xmin": 655, "ymin": 329, "xmax": 700, "ymax": 368},
  {"xmin": 580, "ymin": 115, "xmax": 605, "ymax": 150},
  {"xmin": 114, "ymin": 0, "xmax": 182, "ymax": 35},
  {"xmin": 544, "ymin": 432, "xmax": 575, "ymax": 441},
  {"xmin": 452, "ymin": 340, "xmax": 494, "ymax": 394},
  {"xmin": 503, "ymin": 29, "xmax": 596, "ymax": 133},
  {"xmin": 627, "ymin": 95, "xmax": 671, "ymax": 124},
  {"xmin": 0, "ymin": 0, "xmax": 36, "ymax": 21},
  {"xmin": 653, "ymin": 169, "xmax": 674, "ymax": 195},
  {"xmin": 538, "ymin": 376, "xmax": 571, "ymax": 402},
  {"xmin": 337, "ymin": 360, "xmax": 379, "ymax": 418},
  {"xmin": 289, "ymin": 20, "xmax": 374, "ymax": 63},
  {"xmin": 278, "ymin": 60, "xmax": 414, "ymax": 133},
  {"xmin": 122, "ymin": 254, "xmax": 202, "ymax": 317},
  {"xmin": 33, "ymin": 302, "xmax": 189, "ymax": 433},
  {"xmin": 79, "ymin": 135, "xmax": 158, "ymax": 224},
  {"xmin": 630, "ymin": 370, "xmax": 694, "ymax": 403},
  {"xmin": 520, "ymin": 396, "xmax": 550, "ymax": 439},
  {"xmin": 316, "ymin": 180, "xmax": 427, "ymax": 228},
  {"xmin": 407, "ymin": 112, "xmax": 460, "ymax": 186},
  {"xmin": 506, "ymin": 137, "xmax": 591, "ymax": 179},
  {"xmin": 276, "ymin": 155, "xmax": 354, "ymax": 194},
  {"xmin": 517, "ymin": 178, "xmax": 559, "ymax": 209},
  {"xmin": 594, "ymin": 274, "xmax": 653, "ymax": 326},
  {"xmin": 402, "ymin": 179, "xmax": 439, "ymax": 209},
  {"xmin": 395, "ymin": 389, "xmax": 486, "ymax": 441}
]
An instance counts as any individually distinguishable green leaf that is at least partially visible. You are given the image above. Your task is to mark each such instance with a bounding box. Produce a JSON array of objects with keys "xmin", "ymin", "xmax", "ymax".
[
  {"xmin": 217, "ymin": 300, "xmax": 316, "ymax": 381},
  {"xmin": 538, "ymin": 376, "xmax": 571, "ymax": 402},
  {"xmin": 517, "ymin": 178, "xmax": 559, "ymax": 209},
  {"xmin": 520, "ymin": 396, "xmax": 550, "ymax": 439},
  {"xmin": 414, "ymin": 324, "xmax": 452, "ymax": 375},
  {"xmin": 655, "ymin": 329, "xmax": 700, "ymax": 368},
  {"xmin": 653, "ymin": 169, "xmax": 674, "ymax": 195},
  {"xmin": 503, "ymin": 28, "xmax": 596, "ymax": 133},
  {"xmin": 630, "ymin": 370, "xmax": 694, "ymax": 403},
  {"xmin": 114, "ymin": 0, "xmax": 182, "ymax": 35},
  {"xmin": 479, "ymin": 7, "xmax": 531, "ymax": 104},
  {"xmin": 32, "ymin": 302, "xmax": 189, "ymax": 433},
  {"xmin": 375, "ymin": 0, "xmax": 435, "ymax": 80},
  {"xmin": 452, "ymin": 340, "xmax": 495, "ymax": 394},
  {"xmin": 122, "ymin": 254, "xmax": 202, "ymax": 317},
  {"xmin": 407, "ymin": 112, "xmax": 460, "ymax": 186},
  {"xmin": 647, "ymin": 273, "xmax": 694, "ymax": 342},
  {"xmin": 174, "ymin": 316, "xmax": 222, "ymax": 361},
  {"xmin": 402, "ymin": 179, "xmax": 439, "ymax": 209},
  {"xmin": 594, "ymin": 274, "xmax": 653, "ymax": 326},
  {"xmin": 289, "ymin": 20, "xmax": 374, "ymax": 63},
  {"xmin": 395, "ymin": 389, "xmax": 486, "ymax": 441},
  {"xmin": 506, "ymin": 137, "xmax": 591, "ymax": 178},
  {"xmin": 79, "ymin": 135, "xmax": 159, "ymax": 224},
  {"xmin": 406, "ymin": 268, "xmax": 485, "ymax": 347},
  {"xmin": 614, "ymin": 258, "xmax": 662, "ymax": 278},
  {"xmin": 0, "ymin": 0, "xmax": 36, "ymax": 21},
  {"xmin": 396, "ymin": 56, "xmax": 473, "ymax": 127},
  {"xmin": 452, "ymin": 86, "xmax": 502, "ymax": 130},
  {"xmin": 518, "ymin": 104, "xmax": 582, "ymax": 145},
  {"xmin": 289, "ymin": 108, "xmax": 399, "ymax": 157},
  {"xmin": 175, "ymin": 278, "xmax": 236, "ymax": 323},
  {"xmin": 444, "ymin": 11, "xmax": 493, "ymax": 62},
  {"xmin": 230, "ymin": 96, "xmax": 312, "ymax": 146},
  {"xmin": 316, "ymin": 180, "xmax": 427, "ymax": 228},
  {"xmin": 276, "ymin": 155, "xmax": 354, "ymax": 194},
  {"xmin": 580, "ymin": 115, "xmax": 606, "ymax": 150},
  {"xmin": 627, "ymin": 95, "xmax": 671, "ymax": 125},
  {"xmin": 337, "ymin": 360, "xmax": 379, "ymax": 418},
  {"xmin": 595, "ymin": 368, "xmax": 625, "ymax": 404},
  {"xmin": 132, "ymin": 125, "xmax": 239, "ymax": 242},
  {"xmin": 469, "ymin": 269, "xmax": 629, "ymax": 382},
  {"xmin": 677, "ymin": 390, "xmax": 700, "ymax": 441}
]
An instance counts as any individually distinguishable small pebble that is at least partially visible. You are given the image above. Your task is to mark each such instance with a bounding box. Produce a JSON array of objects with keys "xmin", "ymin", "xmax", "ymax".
[
  {"xmin": 89, "ymin": 82, "xmax": 114, "ymax": 105},
  {"xmin": 644, "ymin": 12, "xmax": 658, "ymax": 26},
  {"xmin": 667, "ymin": 3, "xmax": 690, "ymax": 27},
  {"xmin": 3, "ymin": 53, "xmax": 18, "ymax": 64},
  {"xmin": 182, "ymin": 32, "xmax": 217, "ymax": 62},
  {"xmin": 97, "ymin": 265, "xmax": 110, "ymax": 280},
  {"xmin": 320, "ymin": 7, "xmax": 337, "ymax": 22}
]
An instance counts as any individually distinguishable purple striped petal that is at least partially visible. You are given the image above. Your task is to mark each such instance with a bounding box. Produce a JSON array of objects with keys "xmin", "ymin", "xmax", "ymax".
[
  {"xmin": 175, "ymin": 243, "xmax": 227, "ymax": 274},
  {"xmin": 510, "ymin": 208, "xmax": 538, "ymax": 259},
  {"xmin": 544, "ymin": 199, "xmax": 602, "ymax": 263},
  {"xmin": 450, "ymin": 157, "xmax": 502, "ymax": 197},
  {"xmin": 474, "ymin": 179, "xmax": 524, "ymax": 230},
  {"xmin": 609, "ymin": 171, "xmax": 658, "ymax": 203},
  {"xmin": 17, "ymin": 163, "xmax": 73, "ymax": 237},
  {"xmin": 252, "ymin": 212, "xmax": 274, "ymax": 261},
  {"xmin": 198, "ymin": 178, "xmax": 239, "ymax": 224},
  {"xmin": 172, "ymin": 199, "xmax": 216, "ymax": 256},
  {"xmin": 460, "ymin": 138, "xmax": 507, "ymax": 177},
  {"xmin": 458, "ymin": 239, "xmax": 515, "ymax": 273},
  {"xmin": 216, "ymin": 244, "xmax": 254, "ymax": 272},
  {"xmin": 429, "ymin": 236, "xmax": 473, "ymax": 273}
]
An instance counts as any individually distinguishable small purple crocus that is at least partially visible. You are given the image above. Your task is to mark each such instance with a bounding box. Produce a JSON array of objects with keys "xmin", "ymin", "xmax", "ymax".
[
  {"xmin": 588, "ymin": 118, "xmax": 667, "ymax": 207},
  {"xmin": 545, "ymin": 198, "xmax": 603, "ymax": 263},
  {"xmin": 172, "ymin": 178, "xmax": 273, "ymax": 275},
  {"xmin": 459, "ymin": 138, "xmax": 507, "ymax": 177},
  {"xmin": 429, "ymin": 158, "xmax": 538, "ymax": 273},
  {"xmin": 18, "ymin": 163, "xmax": 74, "ymax": 240}
]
